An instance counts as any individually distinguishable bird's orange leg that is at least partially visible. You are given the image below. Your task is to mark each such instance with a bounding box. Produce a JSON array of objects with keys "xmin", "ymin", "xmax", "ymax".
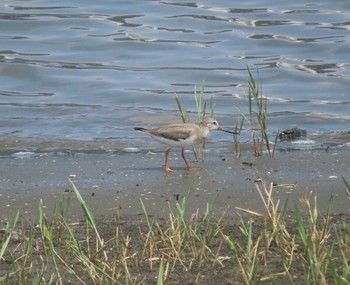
[
  {"xmin": 164, "ymin": 148, "xmax": 176, "ymax": 173},
  {"xmin": 181, "ymin": 148, "xmax": 201, "ymax": 171}
]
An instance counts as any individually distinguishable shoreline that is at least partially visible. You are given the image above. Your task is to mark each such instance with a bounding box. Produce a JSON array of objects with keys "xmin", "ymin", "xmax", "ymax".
[{"xmin": 1, "ymin": 144, "xmax": 349, "ymax": 224}]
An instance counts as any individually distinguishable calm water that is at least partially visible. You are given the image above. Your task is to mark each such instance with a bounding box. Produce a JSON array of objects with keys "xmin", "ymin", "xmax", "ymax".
[{"xmin": 1, "ymin": 0, "xmax": 350, "ymax": 149}]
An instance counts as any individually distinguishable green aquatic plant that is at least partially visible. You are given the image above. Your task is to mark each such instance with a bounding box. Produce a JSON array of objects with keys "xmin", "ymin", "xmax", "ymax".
[
  {"xmin": 175, "ymin": 81, "xmax": 216, "ymax": 160},
  {"xmin": 175, "ymin": 94, "xmax": 187, "ymax": 123},
  {"xmin": 232, "ymin": 117, "xmax": 245, "ymax": 159},
  {"xmin": 175, "ymin": 81, "xmax": 215, "ymax": 123},
  {"xmin": 194, "ymin": 81, "xmax": 215, "ymax": 121},
  {"xmin": 235, "ymin": 66, "xmax": 275, "ymax": 157}
]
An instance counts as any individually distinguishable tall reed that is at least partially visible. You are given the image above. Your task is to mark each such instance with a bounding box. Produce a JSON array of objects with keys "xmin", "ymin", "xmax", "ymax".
[{"xmin": 235, "ymin": 67, "xmax": 275, "ymax": 157}]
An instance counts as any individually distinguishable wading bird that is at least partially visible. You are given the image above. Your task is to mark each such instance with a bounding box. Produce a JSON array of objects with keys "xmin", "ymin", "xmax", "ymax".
[{"xmin": 134, "ymin": 118, "xmax": 238, "ymax": 173}]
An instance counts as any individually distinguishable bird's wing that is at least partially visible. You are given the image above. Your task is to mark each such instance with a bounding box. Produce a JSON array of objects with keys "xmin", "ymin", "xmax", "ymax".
[{"xmin": 150, "ymin": 125, "xmax": 193, "ymax": 141}]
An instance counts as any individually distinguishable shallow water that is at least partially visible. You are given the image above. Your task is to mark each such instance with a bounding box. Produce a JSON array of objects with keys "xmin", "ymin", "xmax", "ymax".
[{"xmin": 1, "ymin": 0, "xmax": 349, "ymax": 149}]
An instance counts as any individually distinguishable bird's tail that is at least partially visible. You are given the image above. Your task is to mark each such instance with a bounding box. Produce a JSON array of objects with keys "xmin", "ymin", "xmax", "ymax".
[{"xmin": 134, "ymin": 127, "xmax": 146, "ymax": 132}]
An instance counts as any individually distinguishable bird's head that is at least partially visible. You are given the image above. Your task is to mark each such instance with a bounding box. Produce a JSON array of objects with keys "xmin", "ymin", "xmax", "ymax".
[
  {"xmin": 201, "ymin": 118, "xmax": 221, "ymax": 130},
  {"xmin": 201, "ymin": 118, "xmax": 239, "ymax": 134}
]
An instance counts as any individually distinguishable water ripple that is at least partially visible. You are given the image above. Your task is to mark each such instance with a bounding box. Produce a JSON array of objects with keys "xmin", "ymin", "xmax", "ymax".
[
  {"xmin": 277, "ymin": 62, "xmax": 348, "ymax": 75},
  {"xmin": 7, "ymin": 4, "xmax": 76, "ymax": 11},
  {"xmin": 0, "ymin": 0, "xmax": 349, "ymax": 143},
  {"xmin": 0, "ymin": 91, "xmax": 54, "ymax": 97},
  {"xmin": 249, "ymin": 34, "xmax": 345, "ymax": 43}
]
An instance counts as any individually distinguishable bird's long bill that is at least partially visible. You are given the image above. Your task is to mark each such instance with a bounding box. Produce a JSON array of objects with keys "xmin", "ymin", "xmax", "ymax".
[{"xmin": 218, "ymin": 127, "xmax": 239, "ymax": 135}]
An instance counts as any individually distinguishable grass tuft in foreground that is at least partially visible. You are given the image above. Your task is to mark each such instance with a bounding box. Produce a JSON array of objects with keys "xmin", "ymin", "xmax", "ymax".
[{"xmin": 0, "ymin": 181, "xmax": 349, "ymax": 284}]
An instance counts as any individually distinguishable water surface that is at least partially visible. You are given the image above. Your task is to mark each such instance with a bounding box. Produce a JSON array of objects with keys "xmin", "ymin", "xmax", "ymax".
[{"xmin": 1, "ymin": 0, "xmax": 349, "ymax": 149}]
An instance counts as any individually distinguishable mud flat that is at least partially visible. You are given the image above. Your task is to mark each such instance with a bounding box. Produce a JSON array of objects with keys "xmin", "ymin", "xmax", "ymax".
[{"xmin": 0, "ymin": 142, "xmax": 349, "ymax": 223}]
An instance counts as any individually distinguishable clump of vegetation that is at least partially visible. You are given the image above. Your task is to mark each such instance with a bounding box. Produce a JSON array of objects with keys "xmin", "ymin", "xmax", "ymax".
[
  {"xmin": 175, "ymin": 67, "xmax": 277, "ymax": 159},
  {"xmin": 175, "ymin": 81, "xmax": 215, "ymax": 124},
  {"xmin": 175, "ymin": 81, "xmax": 216, "ymax": 160},
  {"xmin": 232, "ymin": 182, "xmax": 346, "ymax": 285},
  {"xmin": 1, "ymin": 180, "xmax": 349, "ymax": 284},
  {"xmin": 235, "ymin": 67, "xmax": 277, "ymax": 157}
]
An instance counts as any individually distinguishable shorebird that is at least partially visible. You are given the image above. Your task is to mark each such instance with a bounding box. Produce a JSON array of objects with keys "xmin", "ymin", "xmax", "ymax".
[{"xmin": 134, "ymin": 118, "xmax": 238, "ymax": 173}]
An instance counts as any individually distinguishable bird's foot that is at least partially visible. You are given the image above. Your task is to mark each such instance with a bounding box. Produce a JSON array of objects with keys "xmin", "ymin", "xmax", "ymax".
[
  {"xmin": 164, "ymin": 163, "xmax": 176, "ymax": 173},
  {"xmin": 186, "ymin": 166, "xmax": 201, "ymax": 171}
]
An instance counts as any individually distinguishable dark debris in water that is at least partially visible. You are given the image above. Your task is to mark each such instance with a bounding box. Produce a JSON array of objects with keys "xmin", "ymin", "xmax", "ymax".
[{"xmin": 279, "ymin": 128, "xmax": 307, "ymax": 141}]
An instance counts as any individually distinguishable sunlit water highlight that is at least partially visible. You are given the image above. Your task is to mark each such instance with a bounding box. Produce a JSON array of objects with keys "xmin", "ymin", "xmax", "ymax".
[{"xmin": 1, "ymin": 0, "xmax": 349, "ymax": 150}]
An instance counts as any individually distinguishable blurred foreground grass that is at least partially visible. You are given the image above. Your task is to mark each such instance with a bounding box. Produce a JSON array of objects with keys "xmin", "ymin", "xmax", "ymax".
[{"xmin": 1, "ymin": 180, "xmax": 349, "ymax": 285}]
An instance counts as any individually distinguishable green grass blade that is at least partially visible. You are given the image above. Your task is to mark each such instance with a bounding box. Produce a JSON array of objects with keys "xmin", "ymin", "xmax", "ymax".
[
  {"xmin": 70, "ymin": 180, "xmax": 107, "ymax": 260},
  {"xmin": 234, "ymin": 104, "xmax": 251, "ymax": 125},
  {"xmin": 175, "ymin": 95, "xmax": 187, "ymax": 123},
  {"xmin": 0, "ymin": 234, "xmax": 11, "ymax": 260},
  {"xmin": 39, "ymin": 199, "xmax": 44, "ymax": 232},
  {"xmin": 194, "ymin": 85, "xmax": 200, "ymax": 119},
  {"xmin": 199, "ymin": 81, "xmax": 205, "ymax": 119},
  {"xmin": 342, "ymin": 176, "xmax": 350, "ymax": 197},
  {"xmin": 194, "ymin": 81, "xmax": 206, "ymax": 120},
  {"xmin": 209, "ymin": 96, "xmax": 215, "ymax": 118},
  {"xmin": 157, "ymin": 259, "xmax": 164, "ymax": 285},
  {"xmin": 140, "ymin": 198, "xmax": 153, "ymax": 232},
  {"xmin": 70, "ymin": 181, "xmax": 96, "ymax": 228},
  {"xmin": 247, "ymin": 66, "xmax": 255, "ymax": 115},
  {"xmin": 294, "ymin": 204, "xmax": 308, "ymax": 248},
  {"xmin": 176, "ymin": 181, "xmax": 195, "ymax": 218}
]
